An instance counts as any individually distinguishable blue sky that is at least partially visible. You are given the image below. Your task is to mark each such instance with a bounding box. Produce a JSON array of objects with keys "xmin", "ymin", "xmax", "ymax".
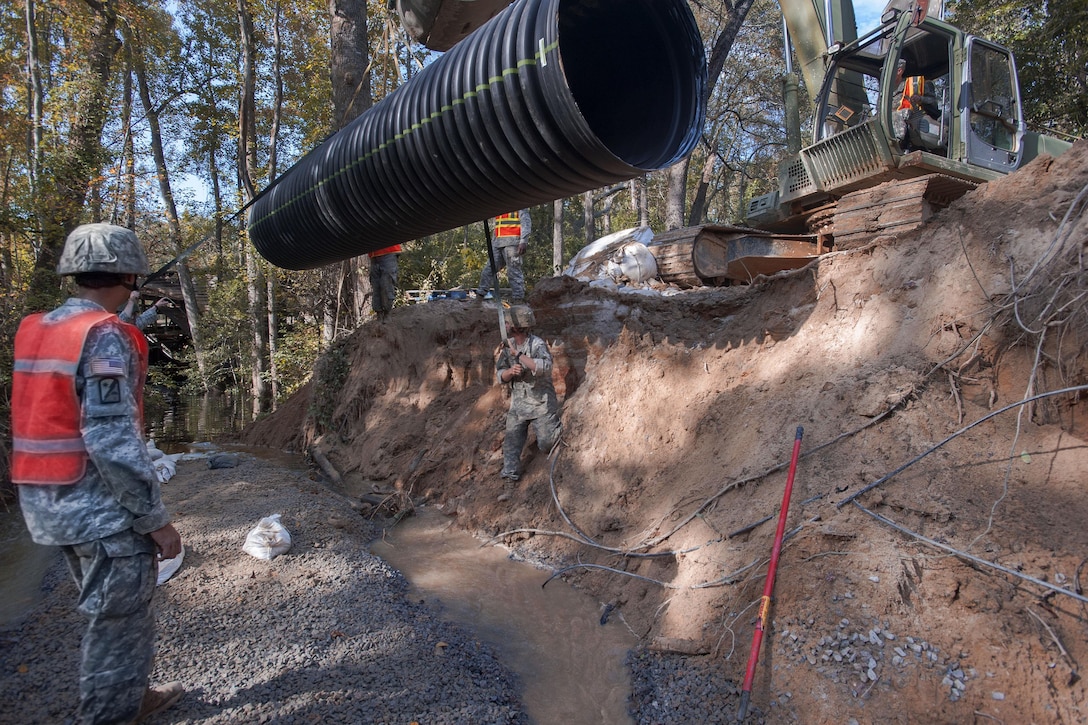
[{"xmin": 853, "ymin": 0, "xmax": 891, "ymax": 34}]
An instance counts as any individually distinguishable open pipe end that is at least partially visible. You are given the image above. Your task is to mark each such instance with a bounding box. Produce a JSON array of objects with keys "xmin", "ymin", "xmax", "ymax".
[{"xmin": 557, "ymin": 0, "xmax": 707, "ymax": 170}]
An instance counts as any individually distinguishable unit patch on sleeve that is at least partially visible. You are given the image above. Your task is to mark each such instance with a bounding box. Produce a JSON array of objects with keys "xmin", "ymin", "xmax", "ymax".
[{"xmin": 96, "ymin": 377, "xmax": 122, "ymax": 404}]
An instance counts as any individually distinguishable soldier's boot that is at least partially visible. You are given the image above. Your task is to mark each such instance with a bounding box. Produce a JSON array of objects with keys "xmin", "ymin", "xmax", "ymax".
[{"xmin": 132, "ymin": 681, "xmax": 184, "ymax": 723}]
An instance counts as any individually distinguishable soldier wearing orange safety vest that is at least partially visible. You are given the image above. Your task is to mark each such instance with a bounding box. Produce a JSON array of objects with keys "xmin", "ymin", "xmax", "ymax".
[
  {"xmin": 11, "ymin": 223, "xmax": 184, "ymax": 724},
  {"xmin": 892, "ymin": 59, "xmax": 942, "ymax": 151},
  {"xmin": 475, "ymin": 209, "xmax": 531, "ymax": 302},
  {"xmin": 367, "ymin": 244, "xmax": 401, "ymax": 323}
]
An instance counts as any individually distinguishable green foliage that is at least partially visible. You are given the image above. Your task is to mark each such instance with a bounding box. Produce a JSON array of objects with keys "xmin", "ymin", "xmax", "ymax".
[
  {"xmin": 948, "ymin": 0, "xmax": 1087, "ymax": 136},
  {"xmin": 307, "ymin": 336, "xmax": 352, "ymax": 435},
  {"xmin": 188, "ymin": 273, "xmax": 249, "ymax": 394},
  {"xmin": 272, "ymin": 313, "xmax": 322, "ymax": 399}
]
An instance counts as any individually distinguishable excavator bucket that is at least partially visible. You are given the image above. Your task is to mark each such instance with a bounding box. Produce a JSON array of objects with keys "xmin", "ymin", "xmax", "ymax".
[
  {"xmin": 392, "ymin": 0, "xmax": 513, "ymax": 51},
  {"xmin": 694, "ymin": 230, "xmax": 821, "ymax": 283},
  {"xmin": 648, "ymin": 225, "xmax": 821, "ymax": 287}
]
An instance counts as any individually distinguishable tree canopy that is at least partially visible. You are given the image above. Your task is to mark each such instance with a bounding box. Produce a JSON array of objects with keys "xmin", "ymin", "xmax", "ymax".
[{"xmin": 0, "ymin": 0, "xmax": 1083, "ymax": 488}]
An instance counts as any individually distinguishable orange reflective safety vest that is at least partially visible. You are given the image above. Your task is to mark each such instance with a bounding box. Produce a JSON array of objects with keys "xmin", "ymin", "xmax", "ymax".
[
  {"xmin": 493, "ymin": 212, "xmax": 521, "ymax": 238},
  {"xmin": 11, "ymin": 310, "xmax": 148, "ymax": 485},
  {"xmin": 898, "ymin": 77, "xmax": 925, "ymax": 110},
  {"xmin": 367, "ymin": 244, "xmax": 401, "ymax": 258}
]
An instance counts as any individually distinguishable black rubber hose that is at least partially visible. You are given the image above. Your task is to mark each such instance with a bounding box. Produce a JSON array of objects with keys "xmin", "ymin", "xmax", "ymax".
[{"xmin": 248, "ymin": 0, "xmax": 706, "ymax": 270}]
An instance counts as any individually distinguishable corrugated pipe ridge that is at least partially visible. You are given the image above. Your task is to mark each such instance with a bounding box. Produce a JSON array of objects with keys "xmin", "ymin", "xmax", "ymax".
[{"xmin": 248, "ymin": 0, "xmax": 707, "ymax": 270}]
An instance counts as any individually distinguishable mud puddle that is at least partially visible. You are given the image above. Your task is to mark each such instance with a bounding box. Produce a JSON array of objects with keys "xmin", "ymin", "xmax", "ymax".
[{"xmin": 370, "ymin": 507, "xmax": 637, "ymax": 725}]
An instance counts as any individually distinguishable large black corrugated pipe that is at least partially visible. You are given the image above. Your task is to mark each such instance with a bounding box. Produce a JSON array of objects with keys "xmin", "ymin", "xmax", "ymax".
[{"xmin": 248, "ymin": 0, "xmax": 706, "ymax": 270}]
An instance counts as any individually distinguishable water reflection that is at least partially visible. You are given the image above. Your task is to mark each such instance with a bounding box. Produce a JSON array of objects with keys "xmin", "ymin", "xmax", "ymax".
[{"xmin": 149, "ymin": 391, "xmax": 245, "ymax": 446}]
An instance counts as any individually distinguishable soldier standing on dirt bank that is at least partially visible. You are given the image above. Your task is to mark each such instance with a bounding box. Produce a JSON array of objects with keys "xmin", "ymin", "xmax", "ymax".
[
  {"xmin": 10, "ymin": 223, "xmax": 184, "ymax": 724},
  {"xmin": 476, "ymin": 209, "xmax": 531, "ymax": 302},
  {"xmin": 495, "ymin": 304, "xmax": 561, "ymax": 481},
  {"xmin": 368, "ymin": 244, "xmax": 401, "ymax": 323}
]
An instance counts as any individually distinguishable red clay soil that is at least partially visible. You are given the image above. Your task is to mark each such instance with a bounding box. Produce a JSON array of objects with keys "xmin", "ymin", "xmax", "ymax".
[{"xmin": 242, "ymin": 141, "xmax": 1088, "ymax": 723}]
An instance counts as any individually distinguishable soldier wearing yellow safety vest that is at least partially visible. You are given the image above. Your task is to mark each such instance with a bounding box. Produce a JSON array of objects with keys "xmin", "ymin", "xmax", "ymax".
[{"xmin": 475, "ymin": 209, "xmax": 531, "ymax": 302}]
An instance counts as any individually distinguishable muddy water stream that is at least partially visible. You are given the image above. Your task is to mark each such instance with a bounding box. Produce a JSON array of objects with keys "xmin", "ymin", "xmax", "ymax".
[{"xmin": 370, "ymin": 508, "xmax": 637, "ymax": 725}]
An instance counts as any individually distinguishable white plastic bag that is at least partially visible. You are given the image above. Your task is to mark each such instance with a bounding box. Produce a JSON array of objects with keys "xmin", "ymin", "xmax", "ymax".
[
  {"xmin": 157, "ymin": 545, "xmax": 185, "ymax": 585},
  {"xmin": 242, "ymin": 514, "xmax": 292, "ymax": 560}
]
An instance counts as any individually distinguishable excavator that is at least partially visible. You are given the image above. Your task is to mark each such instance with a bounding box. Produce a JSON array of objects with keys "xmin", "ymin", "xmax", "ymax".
[{"xmin": 392, "ymin": 0, "xmax": 1074, "ymax": 284}]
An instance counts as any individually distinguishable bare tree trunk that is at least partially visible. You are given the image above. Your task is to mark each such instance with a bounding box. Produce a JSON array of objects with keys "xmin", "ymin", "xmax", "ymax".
[
  {"xmin": 116, "ymin": 43, "xmax": 136, "ymax": 228},
  {"xmin": 635, "ymin": 176, "xmax": 648, "ymax": 227},
  {"xmin": 264, "ymin": 0, "xmax": 283, "ymax": 407},
  {"xmin": 129, "ymin": 24, "xmax": 210, "ymax": 388},
  {"xmin": 267, "ymin": 274, "xmax": 279, "ymax": 408},
  {"xmin": 209, "ymin": 151, "xmax": 225, "ymax": 277},
  {"xmin": 28, "ymin": 0, "xmax": 120, "ymax": 307},
  {"xmin": 687, "ymin": 150, "xmax": 717, "ymax": 226},
  {"xmin": 582, "ymin": 190, "xmax": 594, "ymax": 245},
  {"xmin": 664, "ymin": 159, "xmax": 689, "ymax": 231},
  {"xmin": 237, "ymin": 0, "xmax": 271, "ymax": 416},
  {"xmin": 24, "ymin": 0, "xmax": 43, "ymax": 215},
  {"xmin": 267, "ymin": 1, "xmax": 283, "ymax": 182},
  {"xmin": 330, "ymin": 0, "xmax": 372, "ymax": 127},
  {"xmin": 664, "ymin": 0, "xmax": 755, "ymax": 232},
  {"xmin": 597, "ymin": 184, "xmax": 625, "ymax": 236},
  {"xmin": 326, "ymin": 0, "xmax": 374, "ymax": 337},
  {"xmin": 552, "ymin": 198, "xmax": 563, "ymax": 275}
]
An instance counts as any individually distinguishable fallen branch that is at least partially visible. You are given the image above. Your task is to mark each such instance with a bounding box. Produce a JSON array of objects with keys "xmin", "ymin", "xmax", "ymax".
[
  {"xmin": 1025, "ymin": 607, "xmax": 1080, "ymax": 684},
  {"xmin": 308, "ymin": 445, "xmax": 343, "ymax": 486},
  {"xmin": 541, "ymin": 563, "xmax": 678, "ymax": 590},
  {"xmin": 836, "ymin": 385, "xmax": 1088, "ymax": 508},
  {"xmin": 692, "ymin": 557, "xmax": 765, "ymax": 588},
  {"xmin": 728, "ymin": 514, "xmax": 774, "ymax": 539},
  {"xmin": 851, "ymin": 501, "xmax": 1088, "ymax": 606},
  {"xmin": 948, "ymin": 370, "xmax": 964, "ymax": 425}
]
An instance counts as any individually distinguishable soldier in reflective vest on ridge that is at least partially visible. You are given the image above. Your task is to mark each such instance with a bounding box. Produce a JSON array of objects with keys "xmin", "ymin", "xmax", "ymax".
[{"xmin": 476, "ymin": 209, "xmax": 531, "ymax": 302}]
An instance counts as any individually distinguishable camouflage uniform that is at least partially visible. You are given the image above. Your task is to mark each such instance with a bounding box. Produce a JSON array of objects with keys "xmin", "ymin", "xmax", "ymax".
[
  {"xmin": 477, "ymin": 209, "xmax": 531, "ymax": 301},
  {"xmin": 117, "ymin": 304, "xmax": 159, "ymax": 331},
  {"xmin": 368, "ymin": 247, "xmax": 400, "ymax": 320},
  {"xmin": 17, "ymin": 297, "xmax": 169, "ymax": 725},
  {"xmin": 495, "ymin": 332, "xmax": 561, "ymax": 478}
]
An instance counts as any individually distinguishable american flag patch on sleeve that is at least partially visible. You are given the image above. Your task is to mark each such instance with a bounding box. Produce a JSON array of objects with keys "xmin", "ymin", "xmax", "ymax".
[{"xmin": 88, "ymin": 357, "xmax": 127, "ymax": 377}]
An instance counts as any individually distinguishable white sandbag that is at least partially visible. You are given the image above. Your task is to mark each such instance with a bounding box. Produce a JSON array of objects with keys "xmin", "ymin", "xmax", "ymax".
[
  {"xmin": 146, "ymin": 439, "xmax": 165, "ymax": 461},
  {"xmin": 242, "ymin": 514, "xmax": 292, "ymax": 560},
  {"xmin": 153, "ymin": 456, "xmax": 177, "ymax": 483},
  {"xmin": 564, "ymin": 226, "xmax": 654, "ymax": 280},
  {"xmin": 157, "ymin": 545, "xmax": 185, "ymax": 586}
]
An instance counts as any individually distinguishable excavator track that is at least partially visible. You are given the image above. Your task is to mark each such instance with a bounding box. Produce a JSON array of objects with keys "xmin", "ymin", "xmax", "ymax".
[
  {"xmin": 648, "ymin": 174, "xmax": 977, "ymax": 286},
  {"xmin": 831, "ymin": 173, "xmax": 979, "ymax": 249}
]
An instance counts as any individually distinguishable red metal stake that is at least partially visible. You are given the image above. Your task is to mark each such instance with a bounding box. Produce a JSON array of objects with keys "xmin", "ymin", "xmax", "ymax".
[{"xmin": 736, "ymin": 426, "xmax": 804, "ymax": 722}]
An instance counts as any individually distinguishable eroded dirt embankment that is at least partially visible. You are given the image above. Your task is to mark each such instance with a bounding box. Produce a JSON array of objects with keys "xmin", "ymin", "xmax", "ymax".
[{"xmin": 243, "ymin": 142, "xmax": 1088, "ymax": 723}]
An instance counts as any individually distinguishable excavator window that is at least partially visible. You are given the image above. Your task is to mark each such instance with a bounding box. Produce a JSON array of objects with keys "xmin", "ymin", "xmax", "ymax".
[
  {"xmin": 817, "ymin": 58, "xmax": 881, "ymax": 140},
  {"xmin": 967, "ymin": 43, "xmax": 1020, "ymax": 152}
]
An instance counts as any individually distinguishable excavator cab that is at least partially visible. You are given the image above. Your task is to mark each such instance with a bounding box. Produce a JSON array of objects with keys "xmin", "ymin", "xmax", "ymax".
[
  {"xmin": 747, "ymin": 5, "xmax": 1039, "ymax": 233},
  {"xmin": 838, "ymin": 8, "xmax": 1036, "ymax": 172}
]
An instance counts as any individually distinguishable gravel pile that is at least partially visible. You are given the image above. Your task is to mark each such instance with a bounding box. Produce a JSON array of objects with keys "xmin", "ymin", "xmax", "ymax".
[{"xmin": 0, "ymin": 456, "xmax": 528, "ymax": 724}]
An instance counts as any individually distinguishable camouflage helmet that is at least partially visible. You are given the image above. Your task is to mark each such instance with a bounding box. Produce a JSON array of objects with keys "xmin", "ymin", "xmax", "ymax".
[
  {"xmin": 56, "ymin": 223, "xmax": 150, "ymax": 276},
  {"xmin": 506, "ymin": 304, "xmax": 535, "ymax": 328}
]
